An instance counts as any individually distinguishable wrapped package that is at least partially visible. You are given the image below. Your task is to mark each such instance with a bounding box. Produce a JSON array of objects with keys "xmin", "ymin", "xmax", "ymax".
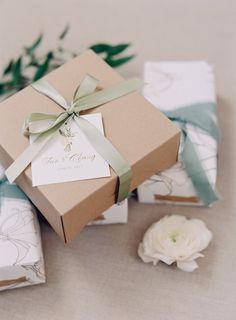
[
  {"xmin": 0, "ymin": 164, "xmax": 45, "ymax": 291},
  {"xmin": 0, "ymin": 51, "xmax": 180, "ymax": 242},
  {"xmin": 138, "ymin": 61, "xmax": 218, "ymax": 206}
]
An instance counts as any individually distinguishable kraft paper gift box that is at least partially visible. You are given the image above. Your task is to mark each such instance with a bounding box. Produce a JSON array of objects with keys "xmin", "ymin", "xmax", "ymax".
[
  {"xmin": 0, "ymin": 50, "xmax": 180, "ymax": 242},
  {"xmin": 138, "ymin": 61, "xmax": 218, "ymax": 206},
  {"xmin": 0, "ymin": 164, "xmax": 45, "ymax": 291}
]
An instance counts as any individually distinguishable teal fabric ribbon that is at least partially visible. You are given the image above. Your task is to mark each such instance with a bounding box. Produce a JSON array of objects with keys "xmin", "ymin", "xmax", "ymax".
[
  {"xmin": 0, "ymin": 175, "xmax": 26, "ymax": 201},
  {"xmin": 5, "ymin": 75, "xmax": 143, "ymax": 203},
  {"xmin": 163, "ymin": 102, "xmax": 219, "ymax": 205}
]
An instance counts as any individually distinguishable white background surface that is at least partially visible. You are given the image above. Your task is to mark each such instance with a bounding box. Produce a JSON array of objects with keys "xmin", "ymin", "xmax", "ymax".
[{"xmin": 0, "ymin": 1, "xmax": 235, "ymax": 319}]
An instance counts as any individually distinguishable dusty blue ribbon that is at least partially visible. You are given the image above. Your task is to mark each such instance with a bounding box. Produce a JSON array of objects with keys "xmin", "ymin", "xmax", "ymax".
[
  {"xmin": 0, "ymin": 175, "xmax": 26, "ymax": 201},
  {"xmin": 163, "ymin": 102, "xmax": 219, "ymax": 205}
]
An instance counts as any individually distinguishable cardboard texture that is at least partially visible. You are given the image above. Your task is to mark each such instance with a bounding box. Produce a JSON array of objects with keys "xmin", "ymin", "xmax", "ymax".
[{"xmin": 0, "ymin": 50, "xmax": 180, "ymax": 242}]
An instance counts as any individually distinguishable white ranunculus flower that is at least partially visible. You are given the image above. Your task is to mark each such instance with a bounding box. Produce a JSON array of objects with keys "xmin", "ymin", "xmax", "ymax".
[{"xmin": 138, "ymin": 215, "xmax": 212, "ymax": 272}]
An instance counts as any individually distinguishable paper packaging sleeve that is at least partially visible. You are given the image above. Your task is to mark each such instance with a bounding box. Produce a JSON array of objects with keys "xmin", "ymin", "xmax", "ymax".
[
  {"xmin": 0, "ymin": 50, "xmax": 180, "ymax": 242},
  {"xmin": 0, "ymin": 164, "xmax": 45, "ymax": 291},
  {"xmin": 137, "ymin": 61, "xmax": 217, "ymax": 206}
]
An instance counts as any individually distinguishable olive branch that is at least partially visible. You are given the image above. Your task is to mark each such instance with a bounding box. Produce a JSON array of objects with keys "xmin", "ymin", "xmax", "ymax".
[{"xmin": 0, "ymin": 25, "xmax": 135, "ymax": 98}]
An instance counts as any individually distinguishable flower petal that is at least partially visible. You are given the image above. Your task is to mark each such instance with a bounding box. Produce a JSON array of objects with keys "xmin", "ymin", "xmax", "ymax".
[
  {"xmin": 190, "ymin": 219, "xmax": 213, "ymax": 251},
  {"xmin": 177, "ymin": 260, "xmax": 199, "ymax": 272},
  {"xmin": 138, "ymin": 243, "xmax": 160, "ymax": 264},
  {"xmin": 188, "ymin": 252, "xmax": 204, "ymax": 260},
  {"xmin": 155, "ymin": 253, "xmax": 175, "ymax": 265}
]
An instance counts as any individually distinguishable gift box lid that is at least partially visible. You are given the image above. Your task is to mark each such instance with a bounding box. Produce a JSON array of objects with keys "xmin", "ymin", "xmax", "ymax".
[{"xmin": 0, "ymin": 50, "xmax": 180, "ymax": 242}]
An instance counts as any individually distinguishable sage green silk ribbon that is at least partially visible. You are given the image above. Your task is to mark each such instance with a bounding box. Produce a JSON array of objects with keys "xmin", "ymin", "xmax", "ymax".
[
  {"xmin": 5, "ymin": 75, "xmax": 144, "ymax": 203},
  {"xmin": 0, "ymin": 175, "xmax": 26, "ymax": 200},
  {"xmin": 163, "ymin": 102, "xmax": 219, "ymax": 205}
]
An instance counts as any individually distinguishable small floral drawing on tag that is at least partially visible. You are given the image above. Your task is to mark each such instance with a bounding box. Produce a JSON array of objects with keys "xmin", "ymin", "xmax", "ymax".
[{"xmin": 59, "ymin": 127, "xmax": 77, "ymax": 153}]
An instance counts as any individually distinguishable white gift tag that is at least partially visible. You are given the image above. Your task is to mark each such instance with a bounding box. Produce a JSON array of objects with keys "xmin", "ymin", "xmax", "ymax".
[{"xmin": 30, "ymin": 113, "xmax": 111, "ymax": 186}]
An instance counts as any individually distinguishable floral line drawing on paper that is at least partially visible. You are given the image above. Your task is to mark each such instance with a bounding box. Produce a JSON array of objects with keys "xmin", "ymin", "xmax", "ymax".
[{"xmin": 0, "ymin": 204, "xmax": 38, "ymax": 265}]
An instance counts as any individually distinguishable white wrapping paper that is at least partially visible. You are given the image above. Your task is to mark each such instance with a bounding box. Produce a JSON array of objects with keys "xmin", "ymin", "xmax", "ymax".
[
  {"xmin": 0, "ymin": 164, "xmax": 45, "ymax": 291},
  {"xmin": 88, "ymin": 200, "xmax": 128, "ymax": 226},
  {"xmin": 138, "ymin": 61, "xmax": 217, "ymax": 206}
]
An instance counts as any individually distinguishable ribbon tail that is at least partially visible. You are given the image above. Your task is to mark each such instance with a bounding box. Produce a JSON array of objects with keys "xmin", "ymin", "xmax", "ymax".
[
  {"xmin": 5, "ymin": 129, "xmax": 58, "ymax": 183},
  {"xmin": 74, "ymin": 116, "xmax": 132, "ymax": 203},
  {"xmin": 73, "ymin": 74, "xmax": 99, "ymax": 100},
  {"xmin": 181, "ymin": 134, "xmax": 218, "ymax": 205},
  {"xmin": 0, "ymin": 176, "xmax": 26, "ymax": 200},
  {"xmin": 32, "ymin": 80, "xmax": 68, "ymax": 110}
]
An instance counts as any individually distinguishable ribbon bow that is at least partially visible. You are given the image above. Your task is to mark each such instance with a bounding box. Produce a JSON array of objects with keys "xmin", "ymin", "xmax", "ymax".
[
  {"xmin": 163, "ymin": 102, "xmax": 219, "ymax": 205},
  {"xmin": 5, "ymin": 75, "xmax": 143, "ymax": 203}
]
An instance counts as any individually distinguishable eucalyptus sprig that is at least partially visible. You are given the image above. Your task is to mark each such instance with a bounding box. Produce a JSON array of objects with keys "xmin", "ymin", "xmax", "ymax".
[{"xmin": 0, "ymin": 25, "xmax": 135, "ymax": 98}]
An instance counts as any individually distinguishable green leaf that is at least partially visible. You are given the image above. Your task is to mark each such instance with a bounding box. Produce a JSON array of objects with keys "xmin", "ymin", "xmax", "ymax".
[
  {"xmin": 90, "ymin": 43, "xmax": 131, "ymax": 56},
  {"xmin": 0, "ymin": 80, "xmax": 15, "ymax": 95},
  {"xmin": 13, "ymin": 57, "xmax": 22, "ymax": 84},
  {"xmin": 89, "ymin": 43, "xmax": 112, "ymax": 54},
  {"xmin": 104, "ymin": 55, "xmax": 135, "ymax": 67},
  {"xmin": 25, "ymin": 33, "xmax": 43, "ymax": 54},
  {"xmin": 3, "ymin": 59, "xmax": 14, "ymax": 76},
  {"xmin": 0, "ymin": 83, "xmax": 5, "ymax": 95},
  {"xmin": 107, "ymin": 43, "xmax": 130, "ymax": 56},
  {"xmin": 33, "ymin": 52, "xmax": 53, "ymax": 81},
  {"xmin": 0, "ymin": 29, "xmax": 135, "ymax": 98},
  {"xmin": 59, "ymin": 25, "xmax": 70, "ymax": 40}
]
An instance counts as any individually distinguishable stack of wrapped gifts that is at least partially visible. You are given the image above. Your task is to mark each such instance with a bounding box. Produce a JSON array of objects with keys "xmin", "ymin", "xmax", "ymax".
[{"xmin": 0, "ymin": 50, "xmax": 219, "ymax": 291}]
